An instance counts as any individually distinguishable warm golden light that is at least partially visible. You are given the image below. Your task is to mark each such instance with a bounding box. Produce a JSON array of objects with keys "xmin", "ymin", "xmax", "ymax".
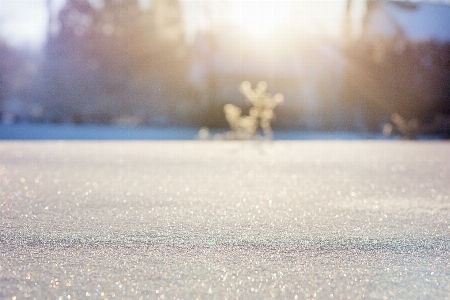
[
  {"xmin": 222, "ymin": 0, "xmax": 347, "ymax": 39},
  {"xmin": 228, "ymin": 0, "xmax": 290, "ymax": 37}
]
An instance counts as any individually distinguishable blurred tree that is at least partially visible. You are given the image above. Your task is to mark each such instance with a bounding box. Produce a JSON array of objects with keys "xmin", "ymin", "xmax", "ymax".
[
  {"xmin": 0, "ymin": 42, "xmax": 5, "ymax": 102},
  {"xmin": 0, "ymin": 41, "xmax": 7, "ymax": 113},
  {"xmin": 344, "ymin": 0, "xmax": 352, "ymax": 43},
  {"xmin": 41, "ymin": 0, "xmax": 188, "ymax": 124},
  {"xmin": 40, "ymin": 0, "xmax": 102, "ymax": 122},
  {"xmin": 0, "ymin": 41, "xmax": 38, "ymax": 123}
]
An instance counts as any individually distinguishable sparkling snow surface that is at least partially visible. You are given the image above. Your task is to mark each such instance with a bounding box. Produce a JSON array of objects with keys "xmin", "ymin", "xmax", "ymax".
[{"xmin": 0, "ymin": 141, "xmax": 449, "ymax": 299}]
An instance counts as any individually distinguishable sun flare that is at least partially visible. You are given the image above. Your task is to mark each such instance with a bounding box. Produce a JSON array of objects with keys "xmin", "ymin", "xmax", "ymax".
[{"xmin": 228, "ymin": 0, "xmax": 290, "ymax": 37}]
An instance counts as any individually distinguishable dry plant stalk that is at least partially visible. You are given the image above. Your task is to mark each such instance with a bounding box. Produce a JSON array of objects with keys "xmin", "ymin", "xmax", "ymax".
[
  {"xmin": 224, "ymin": 81, "xmax": 284, "ymax": 140},
  {"xmin": 383, "ymin": 113, "xmax": 420, "ymax": 139}
]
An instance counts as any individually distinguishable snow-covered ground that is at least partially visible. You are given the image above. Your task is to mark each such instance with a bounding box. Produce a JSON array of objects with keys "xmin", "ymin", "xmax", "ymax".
[
  {"xmin": 0, "ymin": 123, "xmax": 201, "ymax": 140},
  {"xmin": 0, "ymin": 123, "xmax": 404, "ymax": 140},
  {"xmin": 0, "ymin": 140, "xmax": 449, "ymax": 299}
]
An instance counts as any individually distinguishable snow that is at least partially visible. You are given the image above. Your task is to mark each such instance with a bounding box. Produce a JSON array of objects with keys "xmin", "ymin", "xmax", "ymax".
[
  {"xmin": 0, "ymin": 123, "xmax": 200, "ymax": 140},
  {"xmin": 0, "ymin": 140, "xmax": 449, "ymax": 298},
  {"xmin": 1, "ymin": 123, "xmax": 444, "ymax": 141},
  {"xmin": 0, "ymin": 123, "xmax": 383, "ymax": 140}
]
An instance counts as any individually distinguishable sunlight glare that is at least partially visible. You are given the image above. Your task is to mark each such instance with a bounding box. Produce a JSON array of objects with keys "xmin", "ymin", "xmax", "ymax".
[{"xmin": 229, "ymin": 0, "xmax": 290, "ymax": 37}]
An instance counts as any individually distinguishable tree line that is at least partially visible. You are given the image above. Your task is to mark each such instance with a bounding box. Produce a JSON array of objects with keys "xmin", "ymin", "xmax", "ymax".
[{"xmin": 1, "ymin": 0, "xmax": 198, "ymax": 125}]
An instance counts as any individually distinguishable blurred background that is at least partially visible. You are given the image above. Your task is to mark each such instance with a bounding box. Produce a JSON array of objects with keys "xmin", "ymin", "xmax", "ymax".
[{"xmin": 0, "ymin": 0, "xmax": 449, "ymax": 136}]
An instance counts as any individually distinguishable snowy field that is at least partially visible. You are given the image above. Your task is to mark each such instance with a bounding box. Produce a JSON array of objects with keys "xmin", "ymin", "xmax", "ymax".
[
  {"xmin": 0, "ymin": 123, "xmax": 445, "ymax": 141},
  {"xmin": 0, "ymin": 123, "xmax": 382, "ymax": 141},
  {"xmin": 0, "ymin": 138, "xmax": 449, "ymax": 299}
]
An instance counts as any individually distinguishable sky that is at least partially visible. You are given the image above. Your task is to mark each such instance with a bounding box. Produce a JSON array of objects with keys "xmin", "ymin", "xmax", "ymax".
[{"xmin": 0, "ymin": 0, "xmax": 51, "ymax": 48}]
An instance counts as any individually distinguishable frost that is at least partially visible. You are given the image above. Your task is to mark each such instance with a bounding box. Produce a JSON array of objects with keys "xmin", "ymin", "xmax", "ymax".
[{"xmin": 0, "ymin": 141, "xmax": 449, "ymax": 299}]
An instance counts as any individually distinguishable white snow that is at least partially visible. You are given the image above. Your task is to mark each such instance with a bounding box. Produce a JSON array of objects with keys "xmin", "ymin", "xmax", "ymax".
[
  {"xmin": 0, "ymin": 123, "xmax": 443, "ymax": 140},
  {"xmin": 0, "ymin": 141, "xmax": 449, "ymax": 298}
]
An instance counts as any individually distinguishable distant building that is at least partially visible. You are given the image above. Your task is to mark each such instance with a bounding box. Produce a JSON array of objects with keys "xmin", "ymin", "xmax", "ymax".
[
  {"xmin": 363, "ymin": 1, "xmax": 450, "ymax": 43},
  {"xmin": 343, "ymin": 0, "xmax": 450, "ymax": 130}
]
